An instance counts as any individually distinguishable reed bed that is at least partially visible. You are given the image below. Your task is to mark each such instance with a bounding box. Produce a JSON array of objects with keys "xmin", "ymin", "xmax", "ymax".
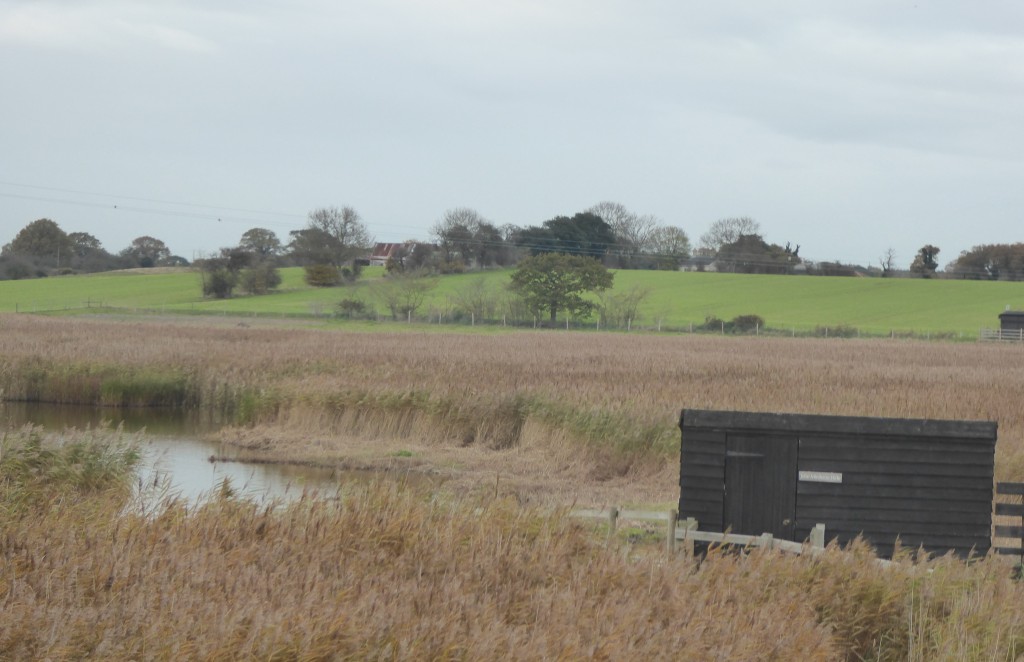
[
  {"xmin": 2, "ymin": 427, "xmax": 1023, "ymax": 660},
  {"xmin": 2, "ymin": 314, "xmax": 1024, "ymax": 480}
]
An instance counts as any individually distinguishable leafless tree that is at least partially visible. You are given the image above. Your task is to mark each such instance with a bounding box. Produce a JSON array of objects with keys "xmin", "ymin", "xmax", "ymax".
[
  {"xmin": 430, "ymin": 208, "xmax": 510, "ymax": 267},
  {"xmin": 699, "ymin": 217, "xmax": 761, "ymax": 253},
  {"xmin": 587, "ymin": 201, "xmax": 661, "ymax": 255},
  {"xmin": 290, "ymin": 206, "xmax": 372, "ymax": 267},
  {"xmin": 307, "ymin": 206, "xmax": 371, "ymax": 251},
  {"xmin": 647, "ymin": 226, "xmax": 692, "ymax": 269},
  {"xmin": 879, "ymin": 247, "xmax": 897, "ymax": 277}
]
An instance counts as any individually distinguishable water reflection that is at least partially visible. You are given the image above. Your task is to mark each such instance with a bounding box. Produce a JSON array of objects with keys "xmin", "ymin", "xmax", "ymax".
[{"xmin": 1, "ymin": 401, "xmax": 340, "ymax": 503}]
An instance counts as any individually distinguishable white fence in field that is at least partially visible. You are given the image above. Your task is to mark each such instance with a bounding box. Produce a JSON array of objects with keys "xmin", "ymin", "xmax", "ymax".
[
  {"xmin": 980, "ymin": 328, "xmax": 1024, "ymax": 342},
  {"xmin": 570, "ymin": 507, "xmax": 827, "ymax": 557}
]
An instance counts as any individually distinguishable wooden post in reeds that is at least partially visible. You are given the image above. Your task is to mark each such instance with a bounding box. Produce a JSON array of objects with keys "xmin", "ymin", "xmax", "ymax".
[
  {"xmin": 681, "ymin": 518, "xmax": 698, "ymax": 556},
  {"xmin": 666, "ymin": 510, "xmax": 677, "ymax": 555},
  {"xmin": 607, "ymin": 507, "xmax": 618, "ymax": 545},
  {"xmin": 810, "ymin": 523, "xmax": 826, "ymax": 550}
]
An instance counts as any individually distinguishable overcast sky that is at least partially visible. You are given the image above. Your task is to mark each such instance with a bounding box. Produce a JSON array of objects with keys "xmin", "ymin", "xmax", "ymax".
[{"xmin": 2, "ymin": 1, "xmax": 1022, "ymax": 269}]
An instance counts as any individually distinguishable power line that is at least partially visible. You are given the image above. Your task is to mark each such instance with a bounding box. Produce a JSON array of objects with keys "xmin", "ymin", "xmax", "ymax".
[{"xmin": 0, "ymin": 181, "xmax": 303, "ymax": 221}]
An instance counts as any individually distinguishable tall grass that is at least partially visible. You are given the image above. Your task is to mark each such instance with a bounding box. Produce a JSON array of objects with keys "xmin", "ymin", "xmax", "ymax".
[
  {"xmin": 1, "ymin": 426, "xmax": 1022, "ymax": 660},
  {"xmin": 0, "ymin": 424, "xmax": 139, "ymax": 516},
  {"xmin": 3, "ymin": 314, "xmax": 1024, "ymax": 480}
]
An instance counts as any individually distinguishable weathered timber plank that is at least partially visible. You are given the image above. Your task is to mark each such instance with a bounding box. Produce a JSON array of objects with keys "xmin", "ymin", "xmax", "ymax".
[
  {"xmin": 679, "ymin": 463, "xmax": 726, "ymax": 479},
  {"xmin": 796, "ymin": 444, "xmax": 994, "ymax": 465},
  {"xmin": 797, "ymin": 484, "xmax": 991, "ymax": 501},
  {"xmin": 617, "ymin": 509, "xmax": 672, "ymax": 521},
  {"xmin": 995, "ymin": 525, "xmax": 1024, "ymax": 538},
  {"xmin": 797, "ymin": 459, "xmax": 993, "ymax": 478},
  {"xmin": 995, "ymin": 502, "xmax": 1024, "ymax": 517},
  {"xmin": 799, "ymin": 436, "xmax": 996, "ymax": 454},
  {"xmin": 682, "ymin": 409, "xmax": 997, "ymax": 440},
  {"xmin": 799, "ymin": 495, "xmax": 992, "ymax": 513},
  {"xmin": 797, "ymin": 472, "xmax": 992, "ymax": 490},
  {"xmin": 679, "ymin": 453, "xmax": 726, "ymax": 468},
  {"xmin": 996, "ymin": 482, "xmax": 1024, "ymax": 495},
  {"xmin": 795, "ymin": 507, "xmax": 990, "ymax": 525},
  {"xmin": 679, "ymin": 475, "xmax": 725, "ymax": 491}
]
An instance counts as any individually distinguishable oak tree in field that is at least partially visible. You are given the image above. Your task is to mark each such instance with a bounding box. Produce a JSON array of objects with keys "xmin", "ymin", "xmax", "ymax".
[
  {"xmin": 910, "ymin": 244, "xmax": 941, "ymax": 278},
  {"xmin": 509, "ymin": 253, "xmax": 614, "ymax": 324},
  {"xmin": 238, "ymin": 228, "xmax": 282, "ymax": 259},
  {"xmin": 120, "ymin": 236, "xmax": 172, "ymax": 268},
  {"xmin": 3, "ymin": 218, "xmax": 71, "ymax": 261},
  {"xmin": 514, "ymin": 212, "xmax": 617, "ymax": 260}
]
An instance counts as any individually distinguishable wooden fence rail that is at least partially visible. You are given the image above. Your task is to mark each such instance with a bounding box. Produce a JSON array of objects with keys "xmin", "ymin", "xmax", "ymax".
[
  {"xmin": 994, "ymin": 482, "xmax": 1024, "ymax": 562},
  {"xmin": 570, "ymin": 508, "xmax": 827, "ymax": 558},
  {"xmin": 980, "ymin": 328, "xmax": 1024, "ymax": 342}
]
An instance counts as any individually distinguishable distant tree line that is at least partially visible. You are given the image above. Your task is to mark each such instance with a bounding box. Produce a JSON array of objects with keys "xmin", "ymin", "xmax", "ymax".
[
  {"xmin": 6, "ymin": 204, "xmax": 1018, "ymax": 293},
  {"xmin": 0, "ymin": 218, "xmax": 187, "ymax": 280}
]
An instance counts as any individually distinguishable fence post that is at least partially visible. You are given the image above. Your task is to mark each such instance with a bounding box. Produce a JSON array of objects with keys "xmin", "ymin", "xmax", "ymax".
[
  {"xmin": 759, "ymin": 532, "xmax": 774, "ymax": 550},
  {"xmin": 607, "ymin": 507, "xmax": 619, "ymax": 545},
  {"xmin": 682, "ymin": 518, "xmax": 697, "ymax": 556},
  {"xmin": 666, "ymin": 510, "xmax": 677, "ymax": 556},
  {"xmin": 810, "ymin": 523, "xmax": 825, "ymax": 550}
]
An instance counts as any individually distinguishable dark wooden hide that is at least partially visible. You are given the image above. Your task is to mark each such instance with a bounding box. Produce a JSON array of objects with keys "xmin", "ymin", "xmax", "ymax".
[
  {"xmin": 679, "ymin": 409, "xmax": 996, "ymax": 558},
  {"xmin": 999, "ymin": 311, "xmax": 1024, "ymax": 333}
]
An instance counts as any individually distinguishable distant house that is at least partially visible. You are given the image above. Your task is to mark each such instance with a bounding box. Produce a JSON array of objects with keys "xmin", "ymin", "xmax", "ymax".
[
  {"xmin": 368, "ymin": 243, "xmax": 402, "ymax": 267},
  {"xmin": 680, "ymin": 255, "xmax": 717, "ymax": 272}
]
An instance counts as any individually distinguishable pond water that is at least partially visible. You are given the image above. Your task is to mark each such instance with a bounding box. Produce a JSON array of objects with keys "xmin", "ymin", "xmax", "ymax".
[{"xmin": 0, "ymin": 402, "xmax": 343, "ymax": 503}]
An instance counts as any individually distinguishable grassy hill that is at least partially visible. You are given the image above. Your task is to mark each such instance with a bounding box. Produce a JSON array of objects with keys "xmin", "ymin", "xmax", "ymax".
[{"xmin": 0, "ymin": 266, "xmax": 1021, "ymax": 336}]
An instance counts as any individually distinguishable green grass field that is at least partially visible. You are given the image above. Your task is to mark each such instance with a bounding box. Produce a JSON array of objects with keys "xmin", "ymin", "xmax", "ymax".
[{"xmin": 0, "ymin": 266, "xmax": 1022, "ymax": 336}]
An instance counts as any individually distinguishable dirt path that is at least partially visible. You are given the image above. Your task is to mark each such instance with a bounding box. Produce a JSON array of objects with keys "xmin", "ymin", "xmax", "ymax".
[{"xmin": 214, "ymin": 424, "xmax": 680, "ymax": 509}]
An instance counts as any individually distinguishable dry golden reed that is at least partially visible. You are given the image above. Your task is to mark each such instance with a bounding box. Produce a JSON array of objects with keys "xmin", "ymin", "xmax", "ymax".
[
  {"xmin": 2, "ymin": 427, "xmax": 1022, "ymax": 661},
  {"xmin": 2, "ymin": 314, "xmax": 1024, "ymax": 479}
]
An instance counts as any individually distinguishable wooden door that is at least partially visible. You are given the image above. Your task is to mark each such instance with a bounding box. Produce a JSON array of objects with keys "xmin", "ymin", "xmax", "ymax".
[{"xmin": 724, "ymin": 434, "xmax": 798, "ymax": 539}]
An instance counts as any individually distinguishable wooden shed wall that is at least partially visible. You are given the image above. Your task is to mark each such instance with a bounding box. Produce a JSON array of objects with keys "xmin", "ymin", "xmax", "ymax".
[
  {"xmin": 678, "ymin": 409, "xmax": 996, "ymax": 558},
  {"xmin": 1000, "ymin": 312, "xmax": 1024, "ymax": 332}
]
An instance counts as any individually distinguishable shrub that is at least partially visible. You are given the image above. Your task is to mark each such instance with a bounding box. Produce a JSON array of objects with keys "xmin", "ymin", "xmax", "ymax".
[
  {"xmin": 240, "ymin": 262, "xmax": 282, "ymax": 295},
  {"xmin": 438, "ymin": 259, "xmax": 466, "ymax": 274},
  {"xmin": 814, "ymin": 324, "xmax": 859, "ymax": 338},
  {"xmin": 699, "ymin": 316, "xmax": 727, "ymax": 332},
  {"xmin": 304, "ymin": 264, "xmax": 341, "ymax": 287},
  {"xmin": 202, "ymin": 268, "xmax": 237, "ymax": 299},
  {"xmin": 336, "ymin": 298, "xmax": 368, "ymax": 319},
  {"xmin": 731, "ymin": 314, "xmax": 765, "ymax": 333}
]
